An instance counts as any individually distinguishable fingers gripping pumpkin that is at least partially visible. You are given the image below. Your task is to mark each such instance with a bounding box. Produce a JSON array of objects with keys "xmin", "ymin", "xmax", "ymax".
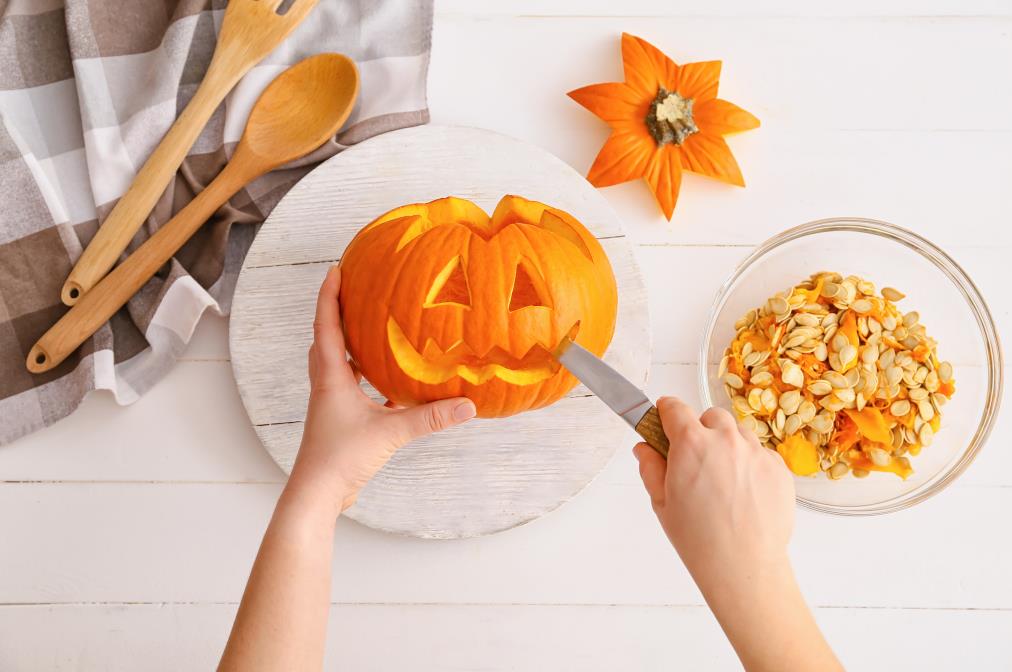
[{"xmin": 339, "ymin": 195, "xmax": 618, "ymax": 417}]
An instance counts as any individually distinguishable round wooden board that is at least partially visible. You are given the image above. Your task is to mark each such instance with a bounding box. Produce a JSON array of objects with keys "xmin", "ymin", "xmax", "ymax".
[{"xmin": 230, "ymin": 125, "xmax": 650, "ymax": 539}]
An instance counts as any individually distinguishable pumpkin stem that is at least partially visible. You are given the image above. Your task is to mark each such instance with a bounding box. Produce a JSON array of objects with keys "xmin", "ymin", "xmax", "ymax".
[{"xmin": 646, "ymin": 87, "xmax": 698, "ymax": 146}]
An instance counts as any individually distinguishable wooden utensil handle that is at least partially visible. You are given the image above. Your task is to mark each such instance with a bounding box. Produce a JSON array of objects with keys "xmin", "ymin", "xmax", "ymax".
[
  {"xmin": 635, "ymin": 406, "xmax": 670, "ymax": 458},
  {"xmin": 29, "ymin": 164, "xmax": 249, "ymax": 373},
  {"xmin": 60, "ymin": 62, "xmax": 245, "ymax": 306}
]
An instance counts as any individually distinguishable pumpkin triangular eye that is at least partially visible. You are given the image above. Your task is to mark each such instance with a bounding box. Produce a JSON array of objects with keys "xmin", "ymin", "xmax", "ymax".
[
  {"xmin": 425, "ymin": 256, "xmax": 471, "ymax": 307},
  {"xmin": 510, "ymin": 259, "xmax": 550, "ymax": 311}
]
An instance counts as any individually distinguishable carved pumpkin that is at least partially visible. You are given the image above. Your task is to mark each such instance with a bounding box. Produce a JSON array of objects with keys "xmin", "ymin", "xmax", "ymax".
[{"xmin": 339, "ymin": 195, "xmax": 618, "ymax": 417}]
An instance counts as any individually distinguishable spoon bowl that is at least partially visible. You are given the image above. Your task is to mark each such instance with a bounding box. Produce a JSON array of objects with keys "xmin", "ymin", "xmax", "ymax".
[{"xmin": 240, "ymin": 53, "xmax": 359, "ymax": 167}]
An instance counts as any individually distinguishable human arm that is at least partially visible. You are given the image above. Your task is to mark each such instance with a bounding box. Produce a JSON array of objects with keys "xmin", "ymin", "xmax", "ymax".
[
  {"xmin": 219, "ymin": 265, "xmax": 476, "ymax": 671},
  {"xmin": 633, "ymin": 397, "xmax": 843, "ymax": 672}
]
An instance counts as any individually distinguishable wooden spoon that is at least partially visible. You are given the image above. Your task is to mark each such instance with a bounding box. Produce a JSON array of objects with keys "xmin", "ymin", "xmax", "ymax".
[
  {"xmin": 60, "ymin": 0, "xmax": 320, "ymax": 306},
  {"xmin": 27, "ymin": 53, "xmax": 358, "ymax": 374}
]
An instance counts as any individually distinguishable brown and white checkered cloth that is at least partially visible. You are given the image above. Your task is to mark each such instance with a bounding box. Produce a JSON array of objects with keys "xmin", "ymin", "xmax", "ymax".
[{"xmin": 0, "ymin": 0, "xmax": 433, "ymax": 444}]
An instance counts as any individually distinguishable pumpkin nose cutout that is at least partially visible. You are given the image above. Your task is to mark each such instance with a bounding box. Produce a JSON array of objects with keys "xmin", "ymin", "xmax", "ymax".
[
  {"xmin": 425, "ymin": 256, "xmax": 471, "ymax": 308},
  {"xmin": 509, "ymin": 258, "xmax": 551, "ymax": 312}
]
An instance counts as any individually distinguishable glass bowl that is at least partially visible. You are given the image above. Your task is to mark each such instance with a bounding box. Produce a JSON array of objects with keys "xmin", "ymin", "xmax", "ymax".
[{"xmin": 699, "ymin": 218, "xmax": 1003, "ymax": 515}]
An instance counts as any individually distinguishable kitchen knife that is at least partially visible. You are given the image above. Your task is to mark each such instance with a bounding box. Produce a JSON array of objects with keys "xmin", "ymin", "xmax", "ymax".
[{"xmin": 553, "ymin": 339, "xmax": 669, "ymax": 458}]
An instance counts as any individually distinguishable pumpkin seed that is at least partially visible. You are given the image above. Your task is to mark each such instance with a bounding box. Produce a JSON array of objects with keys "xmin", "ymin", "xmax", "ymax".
[
  {"xmin": 828, "ymin": 462, "xmax": 849, "ymax": 479},
  {"xmin": 821, "ymin": 282, "xmax": 841, "ymax": 298},
  {"xmin": 869, "ymin": 447, "xmax": 891, "ymax": 467},
  {"xmin": 902, "ymin": 311, "xmax": 920, "ymax": 328},
  {"xmin": 917, "ymin": 398, "xmax": 935, "ymax": 422},
  {"xmin": 807, "ymin": 380, "xmax": 833, "ymax": 396},
  {"xmin": 838, "ymin": 344, "xmax": 858, "ymax": 367},
  {"xmin": 814, "ymin": 342, "xmax": 828, "ymax": 361},
  {"xmin": 769, "ymin": 296, "xmax": 790, "ymax": 316},
  {"xmin": 885, "ymin": 366, "xmax": 903, "ymax": 386},
  {"xmin": 812, "ymin": 412, "xmax": 835, "ymax": 434},
  {"xmin": 761, "ymin": 388, "xmax": 778, "ymax": 414},
  {"xmin": 782, "ymin": 362, "xmax": 805, "ymax": 388},
  {"xmin": 748, "ymin": 387, "xmax": 764, "ymax": 412},
  {"xmin": 890, "ymin": 400, "xmax": 911, "ymax": 417},
  {"xmin": 878, "ymin": 348, "xmax": 896, "ymax": 368},
  {"xmin": 832, "ymin": 333, "xmax": 850, "ymax": 352},
  {"xmin": 892, "ymin": 427, "xmax": 905, "ymax": 451},
  {"xmin": 732, "ymin": 396, "xmax": 753, "ymax": 417},
  {"xmin": 724, "ymin": 372, "xmax": 744, "ymax": 390},
  {"xmin": 822, "ymin": 371, "xmax": 850, "ymax": 389},
  {"xmin": 938, "ymin": 361, "xmax": 953, "ymax": 383},
  {"xmin": 743, "ymin": 351, "xmax": 764, "ymax": 368},
  {"xmin": 881, "ymin": 287, "xmax": 906, "ymax": 302},
  {"xmin": 780, "ymin": 390, "xmax": 803, "ymax": 415},
  {"xmin": 750, "ymin": 371, "xmax": 774, "ymax": 387},
  {"xmin": 932, "ymin": 392, "xmax": 948, "ymax": 408},
  {"xmin": 755, "ymin": 420, "xmax": 771, "ymax": 437},
  {"xmin": 919, "ymin": 423, "xmax": 934, "ymax": 447},
  {"xmin": 908, "ymin": 387, "xmax": 929, "ymax": 402},
  {"xmin": 852, "ymin": 468, "xmax": 870, "ymax": 478},
  {"xmin": 798, "ymin": 400, "xmax": 817, "ymax": 424},
  {"xmin": 794, "ymin": 313, "xmax": 821, "ymax": 327},
  {"xmin": 882, "ymin": 315, "xmax": 898, "ymax": 331},
  {"xmin": 819, "ymin": 395, "xmax": 846, "ymax": 412},
  {"xmin": 784, "ymin": 413, "xmax": 802, "ymax": 437},
  {"xmin": 856, "ymin": 392, "xmax": 867, "ymax": 411},
  {"xmin": 718, "ymin": 354, "xmax": 730, "ymax": 378},
  {"xmin": 835, "ymin": 387, "xmax": 856, "ymax": 404},
  {"xmin": 852, "ymin": 299, "xmax": 873, "ymax": 314}
]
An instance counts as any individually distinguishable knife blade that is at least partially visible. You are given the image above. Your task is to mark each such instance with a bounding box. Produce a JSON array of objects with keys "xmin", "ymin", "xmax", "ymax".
[{"xmin": 553, "ymin": 339, "xmax": 669, "ymax": 458}]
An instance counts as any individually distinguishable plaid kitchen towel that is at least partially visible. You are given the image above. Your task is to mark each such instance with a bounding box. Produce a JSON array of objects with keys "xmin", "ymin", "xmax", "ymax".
[{"xmin": 0, "ymin": 0, "xmax": 432, "ymax": 444}]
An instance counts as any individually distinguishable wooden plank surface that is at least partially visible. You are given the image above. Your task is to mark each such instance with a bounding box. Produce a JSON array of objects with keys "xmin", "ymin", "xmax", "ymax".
[
  {"xmin": 2, "ymin": 603, "xmax": 1010, "ymax": 672},
  {"xmin": 2, "ymin": 2, "xmax": 1011, "ymax": 669},
  {"xmin": 230, "ymin": 126, "xmax": 651, "ymax": 538}
]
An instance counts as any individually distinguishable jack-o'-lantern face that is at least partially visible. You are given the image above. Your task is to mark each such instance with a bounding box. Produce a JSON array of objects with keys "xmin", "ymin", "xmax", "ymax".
[{"xmin": 339, "ymin": 195, "xmax": 617, "ymax": 418}]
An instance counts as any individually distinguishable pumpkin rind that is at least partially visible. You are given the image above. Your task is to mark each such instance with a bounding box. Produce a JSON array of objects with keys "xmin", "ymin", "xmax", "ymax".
[{"xmin": 339, "ymin": 195, "xmax": 618, "ymax": 418}]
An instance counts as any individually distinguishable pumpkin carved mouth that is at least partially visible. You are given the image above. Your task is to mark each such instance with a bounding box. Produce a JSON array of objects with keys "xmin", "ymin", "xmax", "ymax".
[{"xmin": 387, "ymin": 317, "xmax": 580, "ymax": 386}]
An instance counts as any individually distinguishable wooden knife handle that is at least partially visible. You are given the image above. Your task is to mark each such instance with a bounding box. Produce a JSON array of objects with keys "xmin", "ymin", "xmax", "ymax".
[{"xmin": 635, "ymin": 406, "xmax": 670, "ymax": 458}]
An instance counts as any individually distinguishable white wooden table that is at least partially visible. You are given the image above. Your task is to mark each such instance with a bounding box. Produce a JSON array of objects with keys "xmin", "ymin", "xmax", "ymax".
[{"xmin": 2, "ymin": 2, "xmax": 1011, "ymax": 669}]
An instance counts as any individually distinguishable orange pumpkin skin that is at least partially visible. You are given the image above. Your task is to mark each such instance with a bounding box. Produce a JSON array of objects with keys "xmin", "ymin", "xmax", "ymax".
[{"xmin": 339, "ymin": 195, "xmax": 618, "ymax": 418}]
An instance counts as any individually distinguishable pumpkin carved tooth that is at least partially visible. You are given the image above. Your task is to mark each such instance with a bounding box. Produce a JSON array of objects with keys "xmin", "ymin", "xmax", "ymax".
[
  {"xmin": 340, "ymin": 195, "xmax": 617, "ymax": 417},
  {"xmin": 386, "ymin": 317, "xmax": 573, "ymax": 387}
]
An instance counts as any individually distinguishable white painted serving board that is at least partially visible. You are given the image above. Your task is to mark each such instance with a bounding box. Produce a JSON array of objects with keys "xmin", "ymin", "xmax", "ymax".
[{"xmin": 230, "ymin": 125, "xmax": 650, "ymax": 538}]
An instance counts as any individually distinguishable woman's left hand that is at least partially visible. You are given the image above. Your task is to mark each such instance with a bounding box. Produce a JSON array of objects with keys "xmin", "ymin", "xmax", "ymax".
[{"xmin": 290, "ymin": 265, "xmax": 476, "ymax": 515}]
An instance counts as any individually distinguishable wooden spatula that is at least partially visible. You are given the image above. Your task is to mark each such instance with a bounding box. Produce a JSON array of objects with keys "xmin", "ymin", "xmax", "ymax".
[
  {"xmin": 27, "ymin": 54, "xmax": 358, "ymax": 374},
  {"xmin": 60, "ymin": 0, "xmax": 319, "ymax": 307}
]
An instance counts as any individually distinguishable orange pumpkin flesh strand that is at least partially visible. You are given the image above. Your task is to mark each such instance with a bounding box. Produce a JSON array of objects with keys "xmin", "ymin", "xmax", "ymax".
[
  {"xmin": 339, "ymin": 196, "xmax": 618, "ymax": 418},
  {"xmin": 568, "ymin": 32, "xmax": 759, "ymax": 220}
]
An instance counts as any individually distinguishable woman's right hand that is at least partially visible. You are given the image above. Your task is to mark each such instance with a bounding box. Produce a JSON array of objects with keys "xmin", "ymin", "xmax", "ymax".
[
  {"xmin": 633, "ymin": 397, "xmax": 795, "ymax": 586},
  {"xmin": 632, "ymin": 397, "xmax": 842, "ymax": 672}
]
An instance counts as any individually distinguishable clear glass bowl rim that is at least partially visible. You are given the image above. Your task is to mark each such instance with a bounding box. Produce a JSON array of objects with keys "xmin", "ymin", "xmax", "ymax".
[{"xmin": 698, "ymin": 217, "xmax": 1004, "ymax": 516}]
